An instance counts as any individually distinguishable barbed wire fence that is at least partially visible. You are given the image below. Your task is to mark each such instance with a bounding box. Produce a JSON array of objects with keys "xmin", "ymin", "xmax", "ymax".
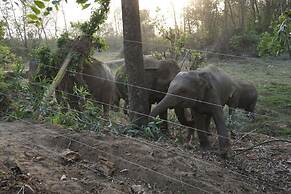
[
  {"xmin": 1, "ymin": 64, "xmax": 291, "ymax": 192},
  {"xmin": 8, "ymin": 38, "xmax": 291, "ymax": 147},
  {"xmin": 1, "ymin": 38, "xmax": 290, "ymax": 192},
  {"xmin": 0, "ymin": 89, "xmax": 286, "ymax": 193}
]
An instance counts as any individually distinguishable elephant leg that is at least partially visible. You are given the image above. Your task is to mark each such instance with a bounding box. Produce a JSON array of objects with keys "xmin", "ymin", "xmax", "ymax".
[
  {"xmin": 247, "ymin": 103, "xmax": 256, "ymax": 121},
  {"xmin": 123, "ymin": 99, "xmax": 129, "ymax": 115},
  {"xmin": 174, "ymin": 107, "xmax": 196, "ymax": 146},
  {"xmin": 159, "ymin": 109, "xmax": 168, "ymax": 132},
  {"xmin": 103, "ymin": 104, "xmax": 109, "ymax": 118},
  {"xmin": 212, "ymin": 108, "xmax": 231, "ymax": 158},
  {"xmin": 229, "ymin": 107, "xmax": 234, "ymax": 120},
  {"xmin": 174, "ymin": 107, "xmax": 189, "ymax": 126},
  {"xmin": 195, "ymin": 113, "xmax": 211, "ymax": 149}
]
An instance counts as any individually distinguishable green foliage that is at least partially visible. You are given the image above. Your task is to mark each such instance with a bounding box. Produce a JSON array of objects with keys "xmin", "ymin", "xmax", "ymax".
[
  {"xmin": 80, "ymin": 0, "xmax": 110, "ymax": 36},
  {"xmin": 48, "ymin": 85, "xmax": 103, "ymax": 132},
  {"xmin": 30, "ymin": 45, "xmax": 57, "ymax": 81},
  {"xmin": 0, "ymin": 44, "xmax": 19, "ymax": 70},
  {"xmin": 114, "ymin": 119, "xmax": 164, "ymax": 141},
  {"xmin": 257, "ymin": 32, "xmax": 282, "ymax": 56},
  {"xmin": 257, "ymin": 10, "xmax": 291, "ymax": 57},
  {"xmin": 0, "ymin": 21, "xmax": 4, "ymax": 41},
  {"xmin": 0, "ymin": 23, "xmax": 20, "ymax": 70},
  {"xmin": 188, "ymin": 51, "xmax": 206, "ymax": 70},
  {"xmin": 115, "ymin": 65, "xmax": 128, "ymax": 83},
  {"xmin": 230, "ymin": 31, "xmax": 260, "ymax": 53}
]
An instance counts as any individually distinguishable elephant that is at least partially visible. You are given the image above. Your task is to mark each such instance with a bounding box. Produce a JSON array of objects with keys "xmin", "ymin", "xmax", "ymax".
[
  {"xmin": 115, "ymin": 56, "xmax": 191, "ymax": 130},
  {"xmin": 227, "ymin": 79, "xmax": 258, "ymax": 119},
  {"xmin": 150, "ymin": 65, "xmax": 238, "ymax": 157},
  {"xmin": 56, "ymin": 58, "xmax": 116, "ymax": 116}
]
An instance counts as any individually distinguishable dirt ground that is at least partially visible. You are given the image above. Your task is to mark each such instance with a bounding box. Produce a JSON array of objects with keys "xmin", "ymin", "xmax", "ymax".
[{"xmin": 0, "ymin": 121, "xmax": 290, "ymax": 194}]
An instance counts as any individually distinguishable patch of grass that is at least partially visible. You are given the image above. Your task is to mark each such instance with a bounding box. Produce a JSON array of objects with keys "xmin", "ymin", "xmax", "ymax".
[
  {"xmin": 216, "ymin": 59, "xmax": 291, "ymax": 138},
  {"xmin": 259, "ymin": 82, "xmax": 291, "ymax": 113}
]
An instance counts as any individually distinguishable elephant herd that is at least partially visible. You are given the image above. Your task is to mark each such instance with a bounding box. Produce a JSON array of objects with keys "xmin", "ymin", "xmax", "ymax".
[{"xmin": 58, "ymin": 56, "xmax": 257, "ymax": 158}]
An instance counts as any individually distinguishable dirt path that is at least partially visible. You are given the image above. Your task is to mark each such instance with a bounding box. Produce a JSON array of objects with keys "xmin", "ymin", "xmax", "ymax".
[{"xmin": 0, "ymin": 121, "xmax": 290, "ymax": 194}]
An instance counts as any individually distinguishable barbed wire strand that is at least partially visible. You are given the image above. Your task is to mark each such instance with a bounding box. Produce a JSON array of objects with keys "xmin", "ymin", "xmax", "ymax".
[
  {"xmin": 1, "ymin": 89, "xmax": 288, "ymax": 191},
  {"xmin": 122, "ymin": 38, "xmax": 271, "ymax": 62},
  {"xmin": 0, "ymin": 125, "xmax": 128, "ymax": 194},
  {"xmin": 7, "ymin": 72, "xmax": 291, "ymax": 145},
  {"xmin": 3, "ymin": 76, "xmax": 235, "ymax": 141},
  {"xmin": 38, "ymin": 63, "xmax": 273, "ymax": 120},
  {"xmin": 0, "ymin": 89, "xmax": 288, "ymax": 189},
  {"xmin": 1, "ymin": 112, "xmax": 216, "ymax": 194}
]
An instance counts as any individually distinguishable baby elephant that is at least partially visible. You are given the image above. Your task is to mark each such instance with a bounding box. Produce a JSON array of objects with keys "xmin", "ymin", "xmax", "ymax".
[{"xmin": 227, "ymin": 79, "xmax": 257, "ymax": 120}]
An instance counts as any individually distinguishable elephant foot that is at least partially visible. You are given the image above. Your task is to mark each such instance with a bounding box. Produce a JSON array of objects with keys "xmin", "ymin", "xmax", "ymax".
[
  {"xmin": 247, "ymin": 112, "xmax": 256, "ymax": 121},
  {"xmin": 219, "ymin": 145, "xmax": 232, "ymax": 160},
  {"xmin": 200, "ymin": 142, "xmax": 211, "ymax": 151},
  {"xmin": 183, "ymin": 142, "xmax": 194, "ymax": 150}
]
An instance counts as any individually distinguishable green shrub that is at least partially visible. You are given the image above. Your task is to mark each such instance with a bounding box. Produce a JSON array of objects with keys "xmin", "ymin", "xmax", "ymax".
[
  {"xmin": 257, "ymin": 10, "xmax": 291, "ymax": 57},
  {"xmin": 230, "ymin": 31, "xmax": 260, "ymax": 53},
  {"xmin": 188, "ymin": 51, "xmax": 206, "ymax": 70},
  {"xmin": 257, "ymin": 32, "xmax": 282, "ymax": 56}
]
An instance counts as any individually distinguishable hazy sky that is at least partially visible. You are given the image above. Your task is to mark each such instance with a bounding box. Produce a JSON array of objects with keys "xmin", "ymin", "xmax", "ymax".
[{"xmin": 60, "ymin": 0, "xmax": 188, "ymax": 30}]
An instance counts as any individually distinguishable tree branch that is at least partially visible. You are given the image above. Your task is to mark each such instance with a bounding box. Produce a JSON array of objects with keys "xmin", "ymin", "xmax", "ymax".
[{"xmin": 234, "ymin": 139, "xmax": 291, "ymax": 156}]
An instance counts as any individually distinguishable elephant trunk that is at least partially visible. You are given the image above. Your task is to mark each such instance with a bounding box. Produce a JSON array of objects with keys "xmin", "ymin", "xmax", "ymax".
[{"xmin": 150, "ymin": 94, "xmax": 177, "ymax": 118}]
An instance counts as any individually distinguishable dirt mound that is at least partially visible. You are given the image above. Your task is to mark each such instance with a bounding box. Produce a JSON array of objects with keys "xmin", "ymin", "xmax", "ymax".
[{"xmin": 0, "ymin": 121, "xmax": 290, "ymax": 193}]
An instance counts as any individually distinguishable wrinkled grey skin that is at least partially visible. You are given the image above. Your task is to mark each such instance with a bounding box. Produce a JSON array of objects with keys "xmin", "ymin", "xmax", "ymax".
[
  {"xmin": 115, "ymin": 56, "xmax": 191, "ymax": 129},
  {"xmin": 227, "ymin": 79, "xmax": 258, "ymax": 119},
  {"xmin": 150, "ymin": 65, "xmax": 237, "ymax": 157},
  {"xmin": 56, "ymin": 59, "xmax": 116, "ymax": 116}
]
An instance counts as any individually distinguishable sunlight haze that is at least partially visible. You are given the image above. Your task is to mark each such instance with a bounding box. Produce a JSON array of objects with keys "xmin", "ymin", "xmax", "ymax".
[{"xmin": 60, "ymin": 0, "xmax": 188, "ymax": 31}]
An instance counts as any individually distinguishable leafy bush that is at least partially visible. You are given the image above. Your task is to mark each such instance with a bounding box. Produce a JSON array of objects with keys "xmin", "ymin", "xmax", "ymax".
[
  {"xmin": 257, "ymin": 10, "xmax": 291, "ymax": 57},
  {"xmin": 257, "ymin": 32, "xmax": 282, "ymax": 56},
  {"xmin": 48, "ymin": 85, "xmax": 103, "ymax": 132},
  {"xmin": 229, "ymin": 31, "xmax": 260, "ymax": 54},
  {"xmin": 0, "ymin": 44, "xmax": 19, "ymax": 70},
  {"xmin": 114, "ymin": 119, "xmax": 164, "ymax": 141},
  {"xmin": 188, "ymin": 51, "xmax": 206, "ymax": 70}
]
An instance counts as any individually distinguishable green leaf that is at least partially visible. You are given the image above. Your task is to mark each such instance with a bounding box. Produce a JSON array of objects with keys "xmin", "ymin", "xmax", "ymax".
[
  {"xmin": 77, "ymin": 0, "xmax": 87, "ymax": 4},
  {"xmin": 30, "ymin": 6, "xmax": 41, "ymax": 15},
  {"xmin": 27, "ymin": 14, "xmax": 38, "ymax": 20},
  {"xmin": 34, "ymin": 1, "xmax": 45, "ymax": 9},
  {"xmin": 46, "ymin": 7, "xmax": 53, "ymax": 11},
  {"xmin": 82, "ymin": 3, "xmax": 90, "ymax": 9},
  {"xmin": 44, "ymin": 11, "xmax": 50, "ymax": 16}
]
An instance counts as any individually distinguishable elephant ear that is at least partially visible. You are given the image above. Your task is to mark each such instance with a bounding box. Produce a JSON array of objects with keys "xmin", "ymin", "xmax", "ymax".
[{"xmin": 198, "ymin": 72, "xmax": 213, "ymax": 89}]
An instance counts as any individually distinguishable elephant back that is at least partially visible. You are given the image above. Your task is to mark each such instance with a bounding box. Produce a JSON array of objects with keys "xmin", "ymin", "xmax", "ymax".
[
  {"xmin": 83, "ymin": 59, "xmax": 116, "ymax": 105},
  {"xmin": 197, "ymin": 65, "xmax": 238, "ymax": 105}
]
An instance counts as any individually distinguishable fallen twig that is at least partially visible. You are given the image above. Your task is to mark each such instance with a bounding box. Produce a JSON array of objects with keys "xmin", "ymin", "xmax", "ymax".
[
  {"xmin": 234, "ymin": 139, "xmax": 291, "ymax": 156},
  {"xmin": 233, "ymin": 128, "xmax": 258, "ymax": 144}
]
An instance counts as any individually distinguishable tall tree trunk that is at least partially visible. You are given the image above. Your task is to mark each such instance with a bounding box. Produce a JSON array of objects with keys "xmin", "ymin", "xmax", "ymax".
[
  {"xmin": 171, "ymin": 1, "xmax": 178, "ymax": 30},
  {"xmin": 2, "ymin": 16, "xmax": 13, "ymax": 39},
  {"xmin": 262, "ymin": 0, "xmax": 272, "ymax": 31},
  {"xmin": 9, "ymin": 0, "xmax": 24, "ymax": 42},
  {"xmin": 227, "ymin": 0, "xmax": 236, "ymax": 27},
  {"xmin": 250, "ymin": 0, "xmax": 257, "ymax": 26},
  {"xmin": 22, "ymin": 5, "xmax": 28, "ymax": 49},
  {"xmin": 121, "ymin": 0, "xmax": 149, "ymax": 126},
  {"xmin": 240, "ymin": 0, "xmax": 246, "ymax": 32},
  {"xmin": 41, "ymin": 23, "xmax": 48, "ymax": 44},
  {"xmin": 61, "ymin": 1, "xmax": 68, "ymax": 33}
]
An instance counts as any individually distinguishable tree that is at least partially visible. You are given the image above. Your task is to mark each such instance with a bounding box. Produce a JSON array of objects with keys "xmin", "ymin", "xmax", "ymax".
[{"xmin": 121, "ymin": 0, "xmax": 149, "ymax": 126}]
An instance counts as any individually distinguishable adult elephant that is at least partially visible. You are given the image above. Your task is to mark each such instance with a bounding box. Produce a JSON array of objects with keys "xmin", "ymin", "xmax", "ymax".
[
  {"xmin": 227, "ymin": 79, "xmax": 257, "ymax": 119},
  {"xmin": 56, "ymin": 58, "xmax": 116, "ymax": 116},
  {"xmin": 150, "ymin": 65, "xmax": 238, "ymax": 157},
  {"xmin": 115, "ymin": 56, "xmax": 190, "ymax": 129}
]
